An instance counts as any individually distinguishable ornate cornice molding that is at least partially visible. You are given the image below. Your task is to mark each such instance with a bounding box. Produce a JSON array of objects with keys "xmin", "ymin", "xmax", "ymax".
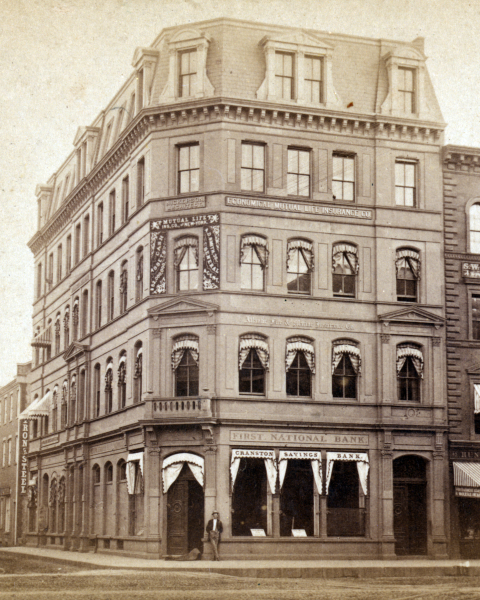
[
  {"xmin": 443, "ymin": 145, "xmax": 480, "ymax": 172},
  {"xmin": 29, "ymin": 99, "xmax": 446, "ymax": 256}
]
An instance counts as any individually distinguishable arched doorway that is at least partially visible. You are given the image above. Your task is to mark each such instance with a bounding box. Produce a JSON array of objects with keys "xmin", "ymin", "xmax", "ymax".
[
  {"xmin": 164, "ymin": 456, "xmax": 204, "ymax": 556},
  {"xmin": 393, "ymin": 455, "xmax": 427, "ymax": 555}
]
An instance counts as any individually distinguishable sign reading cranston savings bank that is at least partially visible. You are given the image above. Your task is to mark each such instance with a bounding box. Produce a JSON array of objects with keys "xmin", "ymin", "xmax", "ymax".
[{"xmin": 226, "ymin": 196, "xmax": 373, "ymax": 219}]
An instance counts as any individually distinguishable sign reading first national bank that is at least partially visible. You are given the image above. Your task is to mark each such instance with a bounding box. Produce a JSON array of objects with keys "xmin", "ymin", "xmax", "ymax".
[
  {"xmin": 226, "ymin": 197, "xmax": 373, "ymax": 220},
  {"xmin": 19, "ymin": 419, "xmax": 29, "ymax": 495}
]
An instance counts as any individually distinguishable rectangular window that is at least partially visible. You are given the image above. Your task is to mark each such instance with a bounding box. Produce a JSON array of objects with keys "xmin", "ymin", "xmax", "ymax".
[
  {"xmin": 137, "ymin": 158, "xmax": 145, "ymax": 208},
  {"xmin": 395, "ymin": 161, "xmax": 416, "ymax": 207},
  {"xmin": 473, "ymin": 295, "xmax": 480, "ymax": 340},
  {"xmin": 56, "ymin": 244, "xmax": 62, "ymax": 282},
  {"xmin": 81, "ymin": 290, "xmax": 88, "ymax": 337},
  {"xmin": 122, "ymin": 176, "xmax": 129, "ymax": 223},
  {"xmin": 97, "ymin": 203, "xmax": 104, "ymax": 246},
  {"xmin": 108, "ymin": 272, "xmax": 115, "ymax": 321},
  {"xmin": 398, "ymin": 67, "xmax": 415, "ymax": 113},
  {"xmin": 275, "ymin": 52, "xmax": 294, "ymax": 100},
  {"xmin": 66, "ymin": 235, "xmax": 72, "ymax": 273},
  {"xmin": 36, "ymin": 262, "xmax": 42, "ymax": 299},
  {"xmin": 178, "ymin": 145, "xmax": 199, "ymax": 194},
  {"xmin": 241, "ymin": 143, "xmax": 265, "ymax": 192},
  {"xmin": 7, "ymin": 438, "xmax": 11, "ymax": 466},
  {"xmin": 10, "ymin": 394, "xmax": 13, "ymax": 421},
  {"xmin": 96, "ymin": 281, "xmax": 102, "ymax": 329},
  {"xmin": 179, "ymin": 49, "xmax": 197, "ymax": 97},
  {"xmin": 47, "ymin": 253, "xmax": 54, "ymax": 290},
  {"xmin": 75, "ymin": 223, "xmax": 81, "ymax": 263},
  {"xmin": 304, "ymin": 55, "xmax": 323, "ymax": 103},
  {"xmin": 83, "ymin": 214, "xmax": 90, "ymax": 257},
  {"xmin": 332, "ymin": 154, "xmax": 355, "ymax": 201},
  {"xmin": 109, "ymin": 190, "xmax": 116, "ymax": 236},
  {"xmin": 287, "ymin": 149, "xmax": 310, "ymax": 197}
]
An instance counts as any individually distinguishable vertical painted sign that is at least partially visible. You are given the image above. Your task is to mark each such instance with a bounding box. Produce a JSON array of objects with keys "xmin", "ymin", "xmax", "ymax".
[{"xmin": 19, "ymin": 420, "xmax": 29, "ymax": 495}]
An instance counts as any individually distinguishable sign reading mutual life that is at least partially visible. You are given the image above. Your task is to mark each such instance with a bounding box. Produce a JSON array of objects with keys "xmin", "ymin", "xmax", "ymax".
[{"xmin": 19, "ymin": 419, "xmax": 29, "ymax": 495}]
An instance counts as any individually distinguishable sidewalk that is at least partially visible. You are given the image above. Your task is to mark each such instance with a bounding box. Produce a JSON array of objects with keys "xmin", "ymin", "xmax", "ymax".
[{"xmin": 2, "ymin": 546, "xmax": 480, "ymax": 579}]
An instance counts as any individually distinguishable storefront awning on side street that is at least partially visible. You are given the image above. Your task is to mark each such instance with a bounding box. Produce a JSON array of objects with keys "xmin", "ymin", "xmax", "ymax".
[
  {"xmin": 19, "ymin": 391, "xmax": 52, "ymax": 420},
  {"xmin": 454, "ymin": 462, "xmax": 480, "ymax": 497}
]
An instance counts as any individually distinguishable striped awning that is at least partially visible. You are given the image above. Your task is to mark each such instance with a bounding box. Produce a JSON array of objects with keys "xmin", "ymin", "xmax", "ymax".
[{"xmin": 453, "ymin": 462, "xmax": 480, "ymax": 488}]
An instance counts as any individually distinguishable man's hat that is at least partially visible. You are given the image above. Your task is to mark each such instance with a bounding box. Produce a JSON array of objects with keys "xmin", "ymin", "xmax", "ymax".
[{"xmin": 212, "ymin": 510, "xmax": 219, "ymax": 515}]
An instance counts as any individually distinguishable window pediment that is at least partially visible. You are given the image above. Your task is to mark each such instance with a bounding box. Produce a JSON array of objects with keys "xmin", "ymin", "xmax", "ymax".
[
  {"xmin": 379, "ymin": 307, "xmax": 445, "ymax": 328},
  {"xmin": 259, "ymin": 31, "xmax": 334, "ymax": 55}
]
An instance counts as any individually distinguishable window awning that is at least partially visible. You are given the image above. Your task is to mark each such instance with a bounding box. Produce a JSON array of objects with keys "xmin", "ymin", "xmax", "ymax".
[
  {"xmin": 396, "ymin": 345, "xmax": 424, "ymax": 378},
  {"xmin": 19, "ymin": 391, "xmax": 52, "ymax": 420},
  {"xmin": 171, "ymin": 337, "xmax": 199, "ymax": 370},
  {"xmin": 239, "ymin": 336, "xmax": 269, "ymax": 370},
  {"xmin": 31, "ymin": 325, "xmax": 52, "ymax": 348},
  {"xmin": 240, "ymin": 235, "xmax": 268, "ymax": 267},
  {"xmin": 286, "ymin": 338, "xmax": 315, "ymax": 373},
  {"xmin": 162, "ymin": 452, "xmax": 204, "ymax": 493},
  {"xmin": 453, "ymin": 462, "xmax": 480, "ymax": 493},
  {"xmin": 230, "ymin": 449, "xmax": 277, "ymax": 494},
  {"xmin": 325, "ymin": 452, "xmax": 369, "ymax": 496},
  {"xmin": 332, "ymin": 344, "xmax": 361, "ymax": 374},
  {"xmin": 126, "ymin": 452, "xmax": 144, "ymax": 496}
]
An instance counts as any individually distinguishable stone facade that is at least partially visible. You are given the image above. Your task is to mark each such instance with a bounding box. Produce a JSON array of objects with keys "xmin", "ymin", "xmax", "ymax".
[{"xmin": 25, "ymin": 19, "xmax": 448, "ymax": 559}]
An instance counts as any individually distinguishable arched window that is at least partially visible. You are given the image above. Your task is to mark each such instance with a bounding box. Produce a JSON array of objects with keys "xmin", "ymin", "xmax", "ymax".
[
  {"xmin": 240, "ymin": 235, "xmax": 268, "ymax": 291},
  {"xmin": 78, "ymin": 369, "xmax": 85, "ymax": 422},
  {"xmin": 61, "ymin": 382, "xmax": 67, "ymax": 429},
  {"xmin": 72, "ymin": 297, "xmax": 79, "ymax": 341},
  {"xmin": 136, "ymin": 247, "xmax": 144, "ymax": 302},
  {"xmin": 172, "ymin": 335, "xmax": 199, "ymax": 397},
  {"xmin": 120, "ymin": 261, "xmax": 128, "ymax": 314},
  {"xmin": 118, "ymin": 459, "xmax": 127, "ymax": 481},
  {"xmin": 93, "ymin": 364, "xmax": 101, "ymax": 417},
  {"xmin": 397, "ymin": 344, "xmax": 423, "ymax": 402},
  {"xmin": 81, "ymin": 289, "xmax": 88, "ymax": 337},
  {"xmin": 118, "ymin": 352, "xmax": 127, "ymax": 409},
  {"xmin": 175, "ymin": 237, "xmax": 199, "ymax": 291},
  {"xmin": 133, "ymin": 343, "xmax": 143, "ymax": 404},
  {"xmin": 239, "ymin": 334, "xmax": 269, "ymax": 395},
  {"xmin": 332, "ymin": 243, "xmax": 358, "ymax": 298},
  {"xmin": 92, "ymin": 464, "xmax": 101, "ymax": 485},
  {"xmin": 105, "ymin": 359, "xmax": 113, "ymax": 413},
  {"xmin": 96, "ymin": 280, "xmax": 102, "ymax": 329},
  {"xmin": 287, "ymin": 239, "xmax": 313, "ymax": 294},
  {"xmin": 52, "ymin": 385, "xmax": 58, "ymax": 433},
  {"xmin": 286, "ymin": 337, "xmax": 314, "ymax": 397},
  {"xmin": 54, "ymin": 314, "xmax": 61, "ymax": 355},
  {"xmin": 108, "ymin": 271, "xmax": 115, "ymax": 321},
  {"xmin": 64, "ymin": 306, "xmax": 70, "ymax": 349},
  {"xmin": 105, "ymin": 462, "xmax": 113, "ymax": 484},
  {"xmin": 46, "ymin": 319, "xmax": 52, "ymax": 361},
  {"xmin": 396, "ymin": 248, "xmax": 420, "ymax": 302},
  {"xmin": 470, "ymin": 204, "xmax": 480, "ymax": 253},
  {"xmin": 70, "ymin": 375, "xmax": 77, "ymax": 426},
  {"xmin": 332, "ymin": 341, "xmax": 360, "ymax": 399}
]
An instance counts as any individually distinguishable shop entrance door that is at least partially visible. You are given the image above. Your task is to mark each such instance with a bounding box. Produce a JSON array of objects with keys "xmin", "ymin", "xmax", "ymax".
[
  {"xmin": 166, "ymin": 463, "xmax": 204, "ymax": 555},
  {"xmin": 393, "ymin": 456, "xmax": 427, "ymax": 556}
]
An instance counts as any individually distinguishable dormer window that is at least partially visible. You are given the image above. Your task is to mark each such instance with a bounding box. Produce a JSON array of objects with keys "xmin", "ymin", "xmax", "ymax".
[
  {"xmin": 275, "ymin": 52, "xmax": 294, "ymax": 100},
  {"xmin": 179, "ymin": 49, "xmax": 197, "ymax": 97},
  {"xmin": 398, "ymin": 67, "xmax": 415, "ymax": 113}
]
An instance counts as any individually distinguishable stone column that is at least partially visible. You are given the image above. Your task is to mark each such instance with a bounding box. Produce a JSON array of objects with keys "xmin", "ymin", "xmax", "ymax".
[
  {"xmin": 145, "ymin": 443, "xmax": 161, "ymax": 555},
  {"xmin": 202, "ymin": 443, "xmax": 217, "ymax": 560},
  {"xmin": 380, "ymin": 435, "xmax": 396, "ymax": 558},
  {"xmin": 431, "ymin": 433, "xmax": 448, "ymax": 557}
]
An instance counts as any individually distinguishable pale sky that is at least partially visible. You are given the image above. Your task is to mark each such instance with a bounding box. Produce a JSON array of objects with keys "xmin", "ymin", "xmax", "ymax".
[{"xmin": 0, "ymin": 0, "xmax": 479, "ymax": 385}]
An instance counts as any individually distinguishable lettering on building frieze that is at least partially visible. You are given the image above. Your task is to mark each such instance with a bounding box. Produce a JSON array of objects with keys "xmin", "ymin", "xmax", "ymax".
[
  {"xmin": 151, "ymin": 213, "xmax": 219, "ymax": 231},
  {"xmin": 226, "ymin": 197, "xmax": 373, "ymax": 220},
  {"xmin": 165, "ymin": 196, "xmax": 206, "ymax": 212},
  {"xmin": 450, "ymin": 449, "xmax": 480, "ymax": 460},
  {"xmin": 245, "ymin": 315, "xmax": 354, "ymax": 331},
  {"xmin": 230, "ymin": 431, "xmax": 369, "ymax": 445}
]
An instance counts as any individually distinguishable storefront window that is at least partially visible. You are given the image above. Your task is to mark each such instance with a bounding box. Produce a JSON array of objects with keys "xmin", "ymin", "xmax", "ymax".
[
  {"xmin": 280, "ymin": 459, "xmax": 314, "ymax": 536},
  {"xmin": 232, "ymin": 458, "xmax": 268, "ymax": 536}
]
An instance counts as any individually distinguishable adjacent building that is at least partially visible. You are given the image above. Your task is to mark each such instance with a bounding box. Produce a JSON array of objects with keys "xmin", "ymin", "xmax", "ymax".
[
  {"xmin": 25, "ymin": 18, "xmax": 448, "ymax": 559},
  {"xmin": 0, "ymin": 362, "xmax": 31, "ymax": 546}
]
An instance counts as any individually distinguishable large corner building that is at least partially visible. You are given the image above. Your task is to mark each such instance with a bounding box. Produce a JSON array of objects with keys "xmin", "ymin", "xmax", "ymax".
[{"xmin": 25, "ymin": 19, "xmax": 448, "ymax": 559}]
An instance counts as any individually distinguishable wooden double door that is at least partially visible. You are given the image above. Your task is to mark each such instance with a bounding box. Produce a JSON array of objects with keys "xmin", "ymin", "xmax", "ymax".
[{"xmin": 166, "ymin": 463, "xmax": 204, "ymax": 555}]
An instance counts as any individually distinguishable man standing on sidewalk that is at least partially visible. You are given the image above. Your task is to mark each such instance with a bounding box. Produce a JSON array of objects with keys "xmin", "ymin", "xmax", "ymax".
[{"xmin": 206, "ymin": 511, "xmax": 223, "ymax": 561}]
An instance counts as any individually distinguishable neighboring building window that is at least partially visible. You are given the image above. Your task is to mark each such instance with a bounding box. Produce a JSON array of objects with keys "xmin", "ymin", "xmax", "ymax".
[
  {"xmin": 54, "ymin": 314, "xmax": 61, "ymax": 355},
  {"xmin": 398, "ymin": 67, "xmax": 415, "ymax": 113},
  {"xmin": 470, "ymin": 204, "xmax": 480, "ymax": 253},
  {"xmin": 239, "ymin": 334, "xmax": 269, "ymax": 395},
  {"xmin": 7, "ymin": 438, "xmax": 11, "ymax": 466},
  {"xmin": 105, "ymin": 361, "xmax": 113, "ymax": 414},
  {"xmin": 286, "ymin": 337, "xmax": 314, "ymax": 397},
  {"xmin": 47, "ymin": 253, "xmax": 54, "ymax": 291},
  {"xmin": 172, "ymin": 335, "xmax": 199, "ymax": 397},
  {"xmin": 178, "ymin": 145, "xmax": 199, "ymax": 194},
  {"xmin": 56, "ymin": 244, "xmax": 62, "ymax": 282},
  {"xmin": 93, "ymin": 464, "xmax": 101, "ymax": 485},
  {"xmin": 241, "ymin": 143, "xmax": 265, "ymax": 192},
  {"xmin": 36, "ymin": 262, "xmax": 42, "ymax": 299},
  {"xmin": 304, "ymin": 55, "xmax": 323, "ymax": 103},
  {"xmin": 287, "ymin": 239, "xmax": 313, "ymax": 294},
  {"xmin": 97, "ymin": 202, "xmax": 104, "ymax": 246},
  {"xmin": 120, "ymin": 261, "xmax": 128, "ymax": 314},
  {"xmin": 395, "ymin": 161, "xmax": 416, "ymax": 207},
  {"xmin": 94, "ymin": 364, "xmax": 101, "ymax": 417},
  {"xmin": 287, "ymin": 148, "xmax": 310, "ymax": 196},
  {"xmin": 332, "ymin": 154, "xmax": 355, "ymax": 202},
  {"xmin": 83, "ymin": 214, "xmax": 90, "ymax": 257},
  {"xmin": 9, "ymin": 394, "xmax": 13, "ymax": 422},
  {"xmin": 396, "ymin": 248, "xmax": 420, "ymax": 302},
  {"xmin": 75, "ymin": 223, "xmax": 81, "ymax": 264},
  {"xmin": 81, "ymin": 290, "xmax": 88, "ymax": 337},
  {"xmin": 175, "ymin": 237, "xmax": 199, "ymax": 291},
  {"xmin": 179, "ymin": 49, "xmax": 197, "ymax": 97},
  {"xmin": 474, "ymin": 384, "xmax": 480, "ymax": 434},
  {"xmin": 275, "ymin": 52, "xmax": 294, "ymax": 99},
  {"xmin": 61, "ymin": 382, "xmax": 67, "ymax": 429},
  {"xmin": 134, "ymin": 344, "xmax": 143, "ymax": 404},
  {"xmin": 109, "ymin": 190, "xmax": 116, "ymax": 236},
  {"xmin": 332, "ymin": 243, "xmax": 358, "ymax": 297},
  {"xmin": 118, "ymin": 352, "xmax": 127, "ymax": 409},
  {"xmin": 78, "ymin": 369, "xmax": 85, "ymax": 422},
  {"xmin": 52, "ymin": 387, "xmax": 58, "ymax": 433},
  {"xmin": 108, "ymin": 271, "xmax": 115, "ymax": 321},
  {"xmin": 332, "ymin": 342, "xmax": 360, "ymax": 399},
  {"xmin": 66, "ymin": 235, "xmax": 72, "ymax": 273},
  {"xmin": 64, "ymin": 306, "xmax": 70, "ymax": 349},
  {"xmin": 122, "ymin": 176, "xmax": 129, "ymax": 224},
  {"xmin": 240, "ymin": 235, "xmax": 268, "ymax": 291},
  {"xmin": 70, "ymin": 375, "xmax": 77, "ymax": 426},
  {"xmin": 118, "ymin": 459, "xmax": 127, "ymax": 481},
  {"xmin": 105, "ymin": 462, "xmax": 113, "ymax": 484},
  {"xmin": 137, "ymin": 158, "xmax": 145, "ymax": 208},
  {"xmin": 72, "ymin": 298, "xmax": 79, "ymax": 341},
  {"xmin": 397, "ymin": 344, "xmax": 423, "ymax": 402},
  {"xmin": 96, "ymin": 280, "xmax": 102, "ymax": 329},
  {"xmin": 473, "ymin": 295, "xmax": 480, "ymax": 340},
  {"xmin": 135, "ymin": 247, "xmax": 143, "ymax": 302}
]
